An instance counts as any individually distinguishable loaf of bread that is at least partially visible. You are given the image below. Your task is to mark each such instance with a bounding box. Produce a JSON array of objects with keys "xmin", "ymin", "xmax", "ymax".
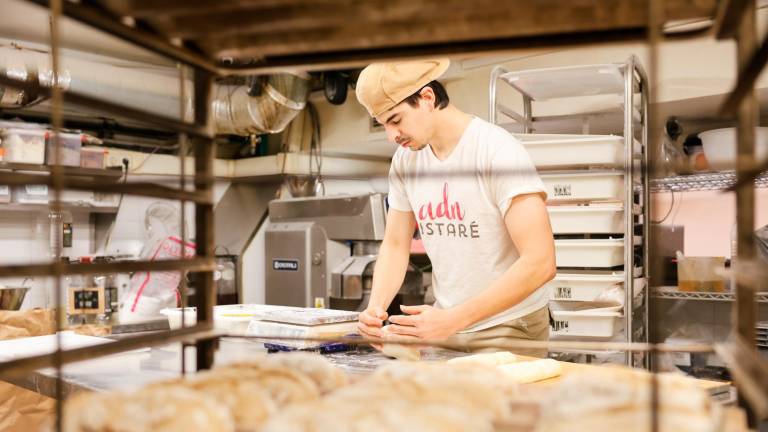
[
  {"xmin": 57, "ymin": 386, "xmax": 235, "ymax": 432},
  {"xmin": 538, "ymin": 367, "xmax": 723, "ymax": 432},
  {"xmin": 224, "ymin": 351, "xmax": 349, "ymax": 394}
]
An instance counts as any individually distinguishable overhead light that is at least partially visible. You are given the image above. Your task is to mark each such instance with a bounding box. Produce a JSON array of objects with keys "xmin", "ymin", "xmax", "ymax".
[{"xmin": 662, "ymin": 18, "xmax": 713, "ymax": 35}]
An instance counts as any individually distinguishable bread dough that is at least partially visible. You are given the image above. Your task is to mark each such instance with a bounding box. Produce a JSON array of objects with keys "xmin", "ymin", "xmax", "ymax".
[
  {"xmin": 497, "ymin": 358, "xmax": 562, "ymax": 384},
  {"xmin": 177, "ymin": 370, "xmax": 277, "ymax": 430},
  {"xmin": 222, "ymin": 366, "xmax": 321, "ymax": 406},
  {"xmin": 227, "ymin": 352, "xmax": 348, "ymax": 394},
  {"xmin": 379, "ymin": 325, "xmax": 421, "ymax": 361},
  {"xmin": 447, "ymin": 351, "xmax": 517, "ymax": 366}
]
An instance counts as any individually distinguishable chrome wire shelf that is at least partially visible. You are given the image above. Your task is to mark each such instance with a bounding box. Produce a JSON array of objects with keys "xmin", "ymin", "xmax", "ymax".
[
  {"xmin": 651, "ymin": 286, "xmax": 768, "ymax": 303},
  {"xmin": 650, "ymin": 171, "xmax": 768, "ymax": 193}
]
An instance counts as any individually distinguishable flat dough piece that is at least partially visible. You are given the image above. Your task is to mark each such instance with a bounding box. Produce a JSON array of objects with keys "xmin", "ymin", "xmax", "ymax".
[
  {"xmin": 380, "ymin": 325, "xmax": 421, "ymax": 361},
  {"xmin": 447, "ymin": 351, "xmax": 517, "ymax": 366},
  {"xmin": 497, "ymin": 358, "xmax": 562, "ymax": 384},
  {"xmin": 381, "ymin": 342, "xmax": 421, "ymax": 361}
]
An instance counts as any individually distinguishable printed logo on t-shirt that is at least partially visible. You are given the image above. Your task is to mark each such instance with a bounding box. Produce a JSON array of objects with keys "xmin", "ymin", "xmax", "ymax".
[{"xmin": 416, "ymin": 182, "xmax": 479, "ymax": 239}]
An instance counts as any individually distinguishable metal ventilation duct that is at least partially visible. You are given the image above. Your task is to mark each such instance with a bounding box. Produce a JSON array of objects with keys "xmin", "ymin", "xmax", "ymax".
[{"xmin": 0, "ymin": 45, "xmax": 308, "ymax": 135}]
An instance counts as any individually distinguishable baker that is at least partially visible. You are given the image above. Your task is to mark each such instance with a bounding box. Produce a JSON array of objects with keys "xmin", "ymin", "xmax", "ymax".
[{"xmin": 355, "ymin": 58, "xmax": 556, "ymax": 357}]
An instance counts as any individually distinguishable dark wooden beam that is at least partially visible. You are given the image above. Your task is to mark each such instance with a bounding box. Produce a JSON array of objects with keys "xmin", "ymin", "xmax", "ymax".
[
  {"xmin": 719, "ymin": 30, "xmax": 768, "ymax": 116},
  {"xmin": 714, "ymin": 0, "xmax": 753, "ymax": 39},
  {"xmin": 193, "ymin": 0, "xmax": 715, "ymax": 58}
]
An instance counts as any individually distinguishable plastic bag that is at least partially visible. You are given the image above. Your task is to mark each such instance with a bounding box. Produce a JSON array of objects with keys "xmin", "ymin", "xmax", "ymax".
[
  {"xmin": 119, "ymin": 236, "xmax": 195, "ymax": 323},
  {"xmin": 118, "ymin": 202, "xmax": 194, "ymax": 323}
]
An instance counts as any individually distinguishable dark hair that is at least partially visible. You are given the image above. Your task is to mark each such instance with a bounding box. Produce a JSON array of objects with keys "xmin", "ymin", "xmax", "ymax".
[{"xmin": 402, "ymin": 81, "xmax": 449, "ymax": 110}]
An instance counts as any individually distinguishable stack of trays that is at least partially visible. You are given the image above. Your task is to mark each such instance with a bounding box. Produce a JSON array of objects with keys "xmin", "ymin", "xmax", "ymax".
[
  {"xmin": 246, "ymin": 307, "xmax": 359, "ymax": 351},
  {"xmin": 514, "ymin": 133, "xmax": 635, "ymax": 342},
  {"xmin": 757, "ymin": 321, "xmax": 768, "ymax": 350}
]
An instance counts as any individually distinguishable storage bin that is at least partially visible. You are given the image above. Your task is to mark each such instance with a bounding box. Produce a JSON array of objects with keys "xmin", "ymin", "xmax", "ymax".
[
  {"xmin": 81, "ymin": 146, "xmax": 107, "ymax": 169},
  {"xmin": 1, "ymin": 128, "xmax": 46, "ymax": 164},
  {"xmin": 515, "ymin": 133, "xmax": 626, "ymax": 167},
  {"xmin": 555, "ymin": 238, "xmax": 624, "ymax": 268},
  {"xmin": 0, "ymin": 186, "xmax": 10, "ymax": 204},
  {"xmin": 45, "ymin": 132, "xmax": 82, "ymax": 167},
  {"xmin": 549, "ymin": 301, "xmax": 623, "ymax": 338},
  {"xmin": 546, "ymin": 272, "xmax": 624, "ymax": 301},
  {"xmin": 59, "ymin": 190, "xmax": 95, "ymax": 205},
  {"xmin": 547, "ymin": 204, "xmax": 624, "ymax": 234},
  {"xmin": 12, "ymin": 185, "xmax": 49, "ymax": 203},
  {"xmin": 541, "ymin": 171, "xmax": 624, "ymax": 202},
  {"xmin": 91, "ymin": 192, "xmax": 120, "ymax": 207}
]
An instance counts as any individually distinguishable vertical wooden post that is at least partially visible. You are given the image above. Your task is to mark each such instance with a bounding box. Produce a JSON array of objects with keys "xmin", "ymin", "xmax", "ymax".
[
  {"xmin": 192, "ymin": 71, "xmax": 216, "ymax": 371},
  {"xmin": 734, "ymin": 0, "xmax": 758, "ymax": 426}
]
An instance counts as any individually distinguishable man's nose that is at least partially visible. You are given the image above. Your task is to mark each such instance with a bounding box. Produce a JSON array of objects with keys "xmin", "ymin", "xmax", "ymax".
[{"xmin": 385, "ymin": 126, "xmax": 400, "ymax": 144}]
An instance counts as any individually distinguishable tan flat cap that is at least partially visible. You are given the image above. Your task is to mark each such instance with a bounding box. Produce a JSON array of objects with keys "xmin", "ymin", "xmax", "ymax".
[{"xmin": 355, "ymin": 58, "xmax": 450, "ymax": 118}]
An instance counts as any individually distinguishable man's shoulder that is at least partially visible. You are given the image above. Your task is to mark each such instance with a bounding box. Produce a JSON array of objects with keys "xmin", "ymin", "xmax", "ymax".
[{"xmin": 470, "ymin": 117, "xmax": 522, "ymax": 150}]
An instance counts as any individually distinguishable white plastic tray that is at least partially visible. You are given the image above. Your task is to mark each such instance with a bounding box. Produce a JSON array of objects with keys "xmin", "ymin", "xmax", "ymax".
[
  {"xmin": 541, "ymin": 171, "xmax": 624, "ymax": 202},
  {"xmin": 549, "ymin": 301, "xmax": 623, "ymax": 338},
  {"xmin": 547, "ymin": 204, "xmax": 624, "ymax": 234},
  {"xmin": 500, "ymin": 63, "xmax": 625, "ymax": 100},
  {"xmin": 555, "ymin": 238, "xmax": 624, "ymax": 268},
  {"xmin": 546, "ymin": 272, "xmax": 624, "ymax": 301},
  {"xmin": 515, "ymin": 133, "xmax": 626, "ymax": 167}
]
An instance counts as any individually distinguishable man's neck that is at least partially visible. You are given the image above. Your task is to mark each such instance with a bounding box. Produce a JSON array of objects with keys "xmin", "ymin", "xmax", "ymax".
[{"xmin": 428, "ymin": 106, "xmax": 473, "ymax": 161}]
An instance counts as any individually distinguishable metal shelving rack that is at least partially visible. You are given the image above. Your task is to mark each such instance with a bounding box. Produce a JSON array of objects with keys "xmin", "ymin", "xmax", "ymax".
[
  {"xmin": 0, "ymin": 1, "xmax": 220, "ymax": 386},
  {"xmin": 0, "ymin": 0, "xmax": 765, "ymax": 428},
  {"xmin": 489, "ymin": 56, "xmax": 650, "ymax": 367},
  {"xmin": 651, "ymin": 171, "xmax": 768, "ymax": 192},
  {"xmin": 651, "ymin": 286, "xmax": 768, "ymax": 303}
]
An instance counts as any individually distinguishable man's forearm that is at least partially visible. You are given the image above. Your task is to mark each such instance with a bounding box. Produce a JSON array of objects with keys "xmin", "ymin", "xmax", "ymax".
[
  {"xmin": 367, "ymin": 242, "xmax": 412, "ymax": 311},
  {"xmin": 451, "ymin": 255, "xmax": 555, "ymax": 330}
]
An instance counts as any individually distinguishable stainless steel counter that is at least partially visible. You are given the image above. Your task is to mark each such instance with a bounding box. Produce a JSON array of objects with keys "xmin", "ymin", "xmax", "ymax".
[{"xmin": 4, "ymin": 337, "xmax": 465, "ymax": 399}]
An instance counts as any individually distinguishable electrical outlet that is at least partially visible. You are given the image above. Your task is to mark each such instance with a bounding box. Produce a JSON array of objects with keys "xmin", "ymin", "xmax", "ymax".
[
  {"xmin": 107, "ymin": 155, "xmax": 124, "ymax": 168},
  {"xmin": 108, "ymin": 154, "xmax": 133, "ymax": 169}
]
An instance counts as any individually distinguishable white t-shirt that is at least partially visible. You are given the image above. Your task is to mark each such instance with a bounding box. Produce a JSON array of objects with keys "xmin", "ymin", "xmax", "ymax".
[{"xmin": 387, "ymin": 117, "xmax": 549, "ymax": 332}]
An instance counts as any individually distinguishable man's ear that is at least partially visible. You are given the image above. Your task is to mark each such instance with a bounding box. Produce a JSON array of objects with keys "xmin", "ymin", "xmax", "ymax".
[{"xmin": 419, "ymin": 87, "xmax": 436, "ymax": 110}]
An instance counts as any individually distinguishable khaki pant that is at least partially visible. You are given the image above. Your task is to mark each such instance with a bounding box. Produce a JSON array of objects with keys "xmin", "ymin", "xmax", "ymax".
[{"xmin": 452, "ymin": 306, "xmax": 550, "ymax": 358}]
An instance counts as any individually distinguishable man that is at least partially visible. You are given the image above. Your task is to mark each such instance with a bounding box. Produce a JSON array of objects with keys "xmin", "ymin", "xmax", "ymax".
[{"xmin": 355, "ymin": 58, "xmax": 556, "ymax": 356}]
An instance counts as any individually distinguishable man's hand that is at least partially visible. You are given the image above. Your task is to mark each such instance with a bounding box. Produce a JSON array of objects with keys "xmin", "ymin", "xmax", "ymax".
[
  {"xmin": 386, "ymin": 304, "xmax": 464, "ymax": 340},
  {"xmin": 357, "ymin": 306, "xmax": 388, "ymax": 340}
]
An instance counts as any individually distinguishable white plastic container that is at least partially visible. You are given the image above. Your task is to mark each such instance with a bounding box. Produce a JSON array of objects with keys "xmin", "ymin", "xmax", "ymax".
[
  {"xmin": 80, "ymin": 146, "xmax": 107, "ymax": 169},
  {"xmin": 45, "ymin": 132, "xmax": 82, "ymax": 167},
  {"xmin": 541, "ymin": 172, "xmax": 624, "ymax": 202},
  {"xmin": 546, "ymin": 273, "xmax": 624, "ymax": 301},
  {"xmin": 547, "ymin": 204, "xmax": 624, "ymax": 234},
  {"xmin": 699, "ymin": 127, "xmax": 768, "ymax": 170},
  {"xmin": 555, "ymin": 238, "xmax": 624, "ymax": 268},
  {"xmin": 515, "ymin": 134, "xmax": 626, "ymax": 167},
  {"xmin": 1, "ymin": 128, "xmax": 46, "ymax": 164},
  {"xmin": 549, "ymin": 301, "xmax": 623, "ymax": 338},
  {"xmin": 159, "ymin": 304, "xmax": 295, "ymax": 335},
  {"xmin": 12, "ymin": 185, "xmax": 49, "ymax": 203}
]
